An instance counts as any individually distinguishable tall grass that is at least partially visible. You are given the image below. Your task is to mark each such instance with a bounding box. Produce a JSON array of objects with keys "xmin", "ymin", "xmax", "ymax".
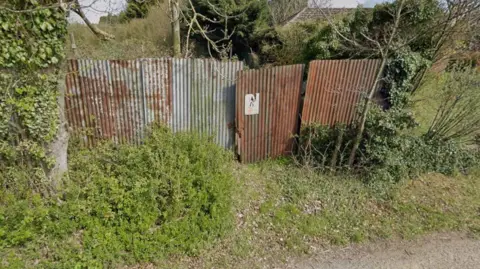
[{"xmin": 67, "ymin": 5, "xmax": 172, "ymax": 59}]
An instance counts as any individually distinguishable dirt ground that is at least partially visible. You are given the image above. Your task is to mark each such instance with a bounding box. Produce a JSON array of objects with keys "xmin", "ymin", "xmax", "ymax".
[{"xmin": 289, "ymin": 233, "xmax": 480, "ymax": 269}]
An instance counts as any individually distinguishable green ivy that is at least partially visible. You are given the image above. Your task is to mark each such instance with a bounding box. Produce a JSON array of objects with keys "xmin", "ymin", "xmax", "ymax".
[
  {"xmin": 0, "ymin": 0, "xmax": 67, "ymax": 169},
  {"xmin": 0, "ymin": 1, "xmax": 67, "ymax": 68},
  {"xmin": 384, "ymin": 49, "xmax": 431, "ymax": 107}
]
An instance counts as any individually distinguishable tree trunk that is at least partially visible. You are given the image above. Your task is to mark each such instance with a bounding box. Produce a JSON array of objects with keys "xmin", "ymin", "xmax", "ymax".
[
  {"xmin": 171, "ymin": 0, "xmax": 181, "ymax": 57},
  {"xmin": 330, "ymin": 125, "xmax": 344, "ymax": 171},
  {"xmin": 46, "ymin": 74, "xmax": 69, "ymax": 189},
  {"xmin": 347, "ymin": 57, "xmax": 388, "ymax": 167}
]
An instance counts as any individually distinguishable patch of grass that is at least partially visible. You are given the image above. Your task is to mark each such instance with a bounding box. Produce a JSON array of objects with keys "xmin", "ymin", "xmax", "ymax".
[
  {"xmin": 2, "ymin": 151, "xmax": 479, "ymax": 268},
  {"xmin": 68, "ymin": 6, "xmax": 172, "ymax": 59},
  {"xmin": 411, "ymin": 72, "xmax": 448, "ymax": 135}
]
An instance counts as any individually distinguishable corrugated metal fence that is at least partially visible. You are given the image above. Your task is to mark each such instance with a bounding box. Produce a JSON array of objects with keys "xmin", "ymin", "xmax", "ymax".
[
  {"xmin": 301, "ymin": 59, "xmax": 381, "ymax": 126},
  {"xmin": 66, "ymin": 58, "xmax": 382, "ymax": 162},
  {"xmin": 66, "ymin": 58, "xmax": 243, "ymax": 148},
  {"xmin": 236, "ymin": 65, "xmax": 305, "ymax": 163},
  {"xmin": 171, "ymin": 59, "xmax": 243, "ymax": 148}
]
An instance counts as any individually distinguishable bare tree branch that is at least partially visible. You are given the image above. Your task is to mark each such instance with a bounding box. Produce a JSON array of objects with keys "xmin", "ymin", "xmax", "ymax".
[
  {"xmin": 71, "ymin": 2, "xmax": 115, "ymax": 40},
  {"xmin": 181, "ymin": 0, "xmax": 237, "ymax": 59}
]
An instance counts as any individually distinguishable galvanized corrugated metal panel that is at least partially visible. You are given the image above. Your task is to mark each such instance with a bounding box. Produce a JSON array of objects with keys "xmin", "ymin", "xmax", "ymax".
[
  {"xmin": 236, "ymin": 64, "xmax": 305, "ymax": 163},
  {"xmin": 301, "ymin": 59, "xmax": 381, "ymax": 126},
  {"xmin": 66, "ymin": 58, "xmax": 241, "ymax": 147},
  {"xmin": 171, "ymin": 58, "xmax": 243, "ymax": 149},
  {"xmin": 65, "ymin": 58, "xmax": 171, "ymax": 145}
]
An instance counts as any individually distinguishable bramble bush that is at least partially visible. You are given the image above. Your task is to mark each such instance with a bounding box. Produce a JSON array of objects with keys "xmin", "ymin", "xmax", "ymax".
[{"xmin": 0, "ymin": 127, "xmax": 234, "ymax": 268}]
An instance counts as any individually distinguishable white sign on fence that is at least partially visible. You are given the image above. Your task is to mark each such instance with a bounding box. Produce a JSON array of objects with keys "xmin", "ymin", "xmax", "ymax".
[{"xmin": 245, "ymin": 93, "xmax": 260, "ymax": 115}]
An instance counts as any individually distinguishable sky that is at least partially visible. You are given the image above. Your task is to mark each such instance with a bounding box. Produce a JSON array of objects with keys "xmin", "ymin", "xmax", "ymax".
[{"xmin": 71, "ymin": 0, "xmax": 385, "ymax": 24}]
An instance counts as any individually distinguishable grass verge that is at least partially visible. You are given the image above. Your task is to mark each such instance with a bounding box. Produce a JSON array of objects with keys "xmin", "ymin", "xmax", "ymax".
[
  {"xmin": 162, "ymin": 160, "xmax": 480, "ymax": 268},
  {"xmin": 1, "ymin": 153, "xmax": 479, "ymax": 268}
]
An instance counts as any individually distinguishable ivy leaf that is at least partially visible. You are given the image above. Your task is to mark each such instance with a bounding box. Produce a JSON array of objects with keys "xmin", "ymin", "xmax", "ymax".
[
  {"xmin": 15, "ymin": 87, "xmax": 25, "ymax": 94},
  {"xmin": 43, "ymin": 9, "xmax": 52, "ymax": 17},
  {"xmin": 40, "ymin": 22, "xmax": 47, "ymax": 31},
  {"xmin": 46, "ymin": 22, "xmax": 53, "ymax": 31}
]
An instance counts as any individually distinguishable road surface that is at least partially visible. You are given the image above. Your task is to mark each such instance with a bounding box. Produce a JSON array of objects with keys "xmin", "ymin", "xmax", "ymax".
[{"xmin": 292, "ymin": 233, "xmax": 480, "ymax": 269}]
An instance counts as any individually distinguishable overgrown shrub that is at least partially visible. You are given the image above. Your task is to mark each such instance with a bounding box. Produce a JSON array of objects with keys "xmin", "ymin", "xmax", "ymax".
[
  {"xmin": 0, "ymin": 127, "xmax": 234, "ymax": 267},
  {"xmin": 262, "ymin": 22, "xmax": 326, "ymax": 65},
  {"xmin": 298, "ymin": 106, "xmax": 479, "ymax": 182}
]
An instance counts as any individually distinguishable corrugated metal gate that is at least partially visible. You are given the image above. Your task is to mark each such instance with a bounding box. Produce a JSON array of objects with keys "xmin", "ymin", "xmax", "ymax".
[
  {"xmin": 301, "ymin": 59, "xmax": 381, "ymax": 126},
  {"xmin": 66, "ymin": 58, "xmax": 242, "ymax": 148},
  {"xmin": 236, "ymin": 64, "xmax": 305, "ymax": 163}
]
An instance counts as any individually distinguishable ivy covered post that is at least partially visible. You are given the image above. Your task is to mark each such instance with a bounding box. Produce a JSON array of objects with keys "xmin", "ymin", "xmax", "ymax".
[{"xmin": 0, "ymin": 0, "xmax": 69, "ymax": 190}]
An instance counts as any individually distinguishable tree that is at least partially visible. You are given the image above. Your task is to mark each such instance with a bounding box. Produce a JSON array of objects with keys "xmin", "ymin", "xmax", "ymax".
[
  {"xmin": 345, "ymin": 0, "xmax": 409, "ymax": 166},
  {"xmin": 170, "ymin": 0, "xmax": 181, "ymax": 57},
  {"xmin": 411, "ymin": 0, "xmax": 480, "ymax": 90},
  {"xmin": 184, "ymin": 0, "xmax": 279, "ymax": 62},
  {"xmin": 1, "ymin": 0, "xmax": 69, "ymax": 191},
  {"xmin": 71, "ymin": 0, "xmax": 115, "ymax": 40},
  {"xmin": 267, "ymin": 0, "xmax": 307, "ymax": 25}
]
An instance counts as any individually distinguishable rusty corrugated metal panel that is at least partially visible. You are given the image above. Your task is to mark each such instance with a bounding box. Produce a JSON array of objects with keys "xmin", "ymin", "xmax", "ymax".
[
  {"xmin": 171, "ymin": 58, "xmax": 243, "ymax": 149},
  {"xmin": 66, "ymin": 58, "xmax": 241, "ymax": 147},
  {"xmin": 301, "ymin": 59, "xmax": 381, "ymax": 127},
  {"xmin": 65, "ymin": 59, "xmax": 172, "ymax": 145},
  {"xmin": 236, "ymin": 64, "xmax": 304, "ymax": 163}
]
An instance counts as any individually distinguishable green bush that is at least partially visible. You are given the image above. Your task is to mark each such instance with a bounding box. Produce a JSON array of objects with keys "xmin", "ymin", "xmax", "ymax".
[
  {"xmin": 298, "ymin": 106, "xmax": 479, "ymax": 182},
  {"xmin": 261, "ymin": 22, "xmax": 326, "ymax": 65},
  {"xmin": 0, "ymin": 127, "xmax": 234, "ymax": 268}
]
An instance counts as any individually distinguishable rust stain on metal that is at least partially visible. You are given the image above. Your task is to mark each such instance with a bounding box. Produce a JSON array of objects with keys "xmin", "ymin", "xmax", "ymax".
[
  {"xmin": 66, "ymin": 58, "xmax": 241, "ymax": 147},
  {"xmin": 302, "ymin": 59, "xmax": 381, "ymax": 127},
  {"xmin": 66, "ymin": 59, "xmax": 173, "ymax": 145},
  {"xmin": 236, "ymin": 64, "xmax": 304, "ymax": 164}
]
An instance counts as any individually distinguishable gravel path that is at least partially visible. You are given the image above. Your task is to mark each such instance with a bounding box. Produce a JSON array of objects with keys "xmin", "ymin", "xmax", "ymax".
[{"xmin": 292, "ymin": 233, "xmax": 480, "ymax": 269}]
